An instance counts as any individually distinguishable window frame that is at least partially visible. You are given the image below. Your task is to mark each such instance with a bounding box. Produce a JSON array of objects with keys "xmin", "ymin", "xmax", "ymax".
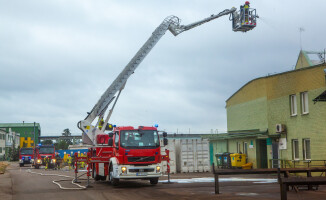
[
  {"xmin": 300, "ymin": 91, "xmax": 309, "ymax": 114},
  {"xmin": 243, "ymin": 142, "xmax": 248, "ymax": 155},
  {"xmin": 237, "ymin": 142, "xmax": 241, "ymax": 153},
  {"xmin": 303, "ymin": 139, "xmax": 311, "ymax": 160},
  {"xmin": 290, "ymin": 94, "xmax": 297, "ymax": 116},
  {"xmin": 292, "ymin": 139, "xmax": 299, "ymax": 160}
]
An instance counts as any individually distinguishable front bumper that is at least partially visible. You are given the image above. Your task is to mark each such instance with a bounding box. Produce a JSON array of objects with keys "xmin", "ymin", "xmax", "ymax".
[
  {"xmin": 115, "ymin": 164, "xmax": 162, "ymax": 179},
  {"xmin": 19, "ymin": 159, "xmax": 34, "ymax": 164}
]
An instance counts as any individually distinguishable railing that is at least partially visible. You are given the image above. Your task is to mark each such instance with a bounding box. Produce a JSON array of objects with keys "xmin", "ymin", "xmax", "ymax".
[{"xmin": 269, "ymin": 159, "xmax": 326, "ymax": 168}]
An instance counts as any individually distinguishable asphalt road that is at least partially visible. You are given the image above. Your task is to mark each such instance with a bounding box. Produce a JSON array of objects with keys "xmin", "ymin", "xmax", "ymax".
[{"xmin": 5, "ymin": 163, "xmax": 326, "ymax": 200}]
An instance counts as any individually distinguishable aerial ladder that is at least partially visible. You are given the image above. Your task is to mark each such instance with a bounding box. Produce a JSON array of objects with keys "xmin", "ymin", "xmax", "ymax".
[{"xmin": 78, "ymin": 4, "xmax": 258, "ymax": 145}]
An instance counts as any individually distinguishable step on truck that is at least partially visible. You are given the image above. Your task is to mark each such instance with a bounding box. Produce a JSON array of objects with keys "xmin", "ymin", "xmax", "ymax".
[
  {"xmin": 19, "ymin": 147, "xmax": 34, "ymax": 167},
  {"xmin": 34, "ymin": 144, "xmax": 56, "ymax": 169}
]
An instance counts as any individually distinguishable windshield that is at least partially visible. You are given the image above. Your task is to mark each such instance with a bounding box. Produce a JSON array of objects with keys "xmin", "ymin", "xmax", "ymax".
[
  {"xmin": 120, "ymin": 130, "xmax": 159, "ymax": 148},
  {"xmin": 39, "ymin": 147, "xmax": 54, "ymax": 154},
  {"xmin": 20, "ymin": 149, "xmax": 33, "ymax": 155}
]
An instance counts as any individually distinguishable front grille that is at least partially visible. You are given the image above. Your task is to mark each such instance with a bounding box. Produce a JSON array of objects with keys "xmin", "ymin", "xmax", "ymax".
[
  {"xmin": 127, "ymin": 156, "xmax": 155, "ymax": 162},
  {"xmin": 23, "ymin": 156, "xmax": 31, "ymax": 160},
  {"xmin": 129, "ymin": 168, "xmax": 154, "ymax": 173}
]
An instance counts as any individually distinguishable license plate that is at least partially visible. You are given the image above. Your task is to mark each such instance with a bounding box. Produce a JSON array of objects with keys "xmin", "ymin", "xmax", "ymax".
[{"xmin": 136, "ymin": 172, "xmax": 148, "ymax": 176}]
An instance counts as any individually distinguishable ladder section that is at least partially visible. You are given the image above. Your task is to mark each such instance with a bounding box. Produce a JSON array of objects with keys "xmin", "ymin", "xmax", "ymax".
[{"xmin": 85, "ymin": 18, "xmax": 175, "ymax": 123}]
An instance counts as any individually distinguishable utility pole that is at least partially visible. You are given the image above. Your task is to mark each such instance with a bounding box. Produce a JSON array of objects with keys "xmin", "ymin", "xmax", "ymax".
[{"xmin": 33, "ymin": 122, "xmax": 36, "ymax": 148}]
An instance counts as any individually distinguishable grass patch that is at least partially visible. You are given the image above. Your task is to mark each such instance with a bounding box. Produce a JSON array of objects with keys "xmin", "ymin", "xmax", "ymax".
[{"xmin": 0, "ymin": 161, "xmax": 9, "ymax": 174}]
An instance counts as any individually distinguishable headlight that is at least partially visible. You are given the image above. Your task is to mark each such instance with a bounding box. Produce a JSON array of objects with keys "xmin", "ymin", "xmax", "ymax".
[
  {"xmin": 37, "ymin": 159, "xmax": 42, "ymax": 164},
  {"xmin": 156, "ymin": 166, "xmax": 161, "ymax": 173},
  {"xmin": 51, "ymin": 159, "xmax": 56, "ymax": 163},
  {"xmin": 19, "ymin": 159, "xmax": 23, "ymax": 163},
  {"xmin": 31, "ymin": 159, "xmax": 34, "ymax": 163},
  {"xmin": 121, "ymin": 167, "xmax": 127, "ymax": 173}
]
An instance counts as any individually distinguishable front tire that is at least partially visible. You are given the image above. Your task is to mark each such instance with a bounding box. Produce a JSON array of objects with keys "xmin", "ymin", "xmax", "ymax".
[
  {"xmin": 109, "ymin": 165, "xmax": 119, "ymax": 186},
  {"xmin": 35, "ymin": 164, "xmax": 39, "ymax": 169},
  {"xmin": 150, "ymin": 178, "xmax": 159, "ymax": 185},
  {"xmin": 19, "ymin": 163, "xmax": 24, "ymax": 167}
]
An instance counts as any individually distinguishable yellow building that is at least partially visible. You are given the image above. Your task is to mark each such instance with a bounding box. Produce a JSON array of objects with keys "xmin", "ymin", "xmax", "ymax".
[{"xmin": 209, "ymin": 50, "xmax": 326, "ymax": 169}]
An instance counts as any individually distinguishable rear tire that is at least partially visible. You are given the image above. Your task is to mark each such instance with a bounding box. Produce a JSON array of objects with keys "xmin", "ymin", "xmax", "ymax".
[
  {"xmin": 100, "ymin": 175, "xmax": 107, "ymax": 181},
  {"xmin": 94, "ymin": 174, "xmax": 101, "ymax": 181},
  {"xmin": 150, "ymin": 178, "xmax": 159, "ymax": 185}
]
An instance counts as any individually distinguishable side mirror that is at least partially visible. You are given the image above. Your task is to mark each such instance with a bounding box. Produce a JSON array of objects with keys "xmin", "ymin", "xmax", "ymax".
[
  {"xmin": 163, "ymin": 138, "xmax": 168, "ymax": 146},
  {"xmin": 108, "ymin": 132, "xmax": 114, "ymax": 138},
  {"xmin": 108, "ymin": 139, "xmax": 113, "ymax": 146},
  {"xmin": 163, "ymin": 132, "xmax": 167, "ymax": 138}
]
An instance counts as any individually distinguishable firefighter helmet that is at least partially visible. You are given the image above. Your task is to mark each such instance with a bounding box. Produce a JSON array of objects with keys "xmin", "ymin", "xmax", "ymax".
[{"xmin": 245, "ymin": 1, "xmax": 250, "ymax": 4}]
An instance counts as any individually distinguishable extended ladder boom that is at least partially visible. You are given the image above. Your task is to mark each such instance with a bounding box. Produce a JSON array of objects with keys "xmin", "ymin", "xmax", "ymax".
[
  {"xmin": 85, "ymin": 8, "xmax": 236, "ymax": 123},
  {"xmin": 79, "ymin": 5, "xmax": 258, "ymax": 145}
]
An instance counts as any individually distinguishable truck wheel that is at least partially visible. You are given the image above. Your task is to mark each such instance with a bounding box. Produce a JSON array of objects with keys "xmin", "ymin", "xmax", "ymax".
[
  {"xmin": 94, "ymin": 175, "xmax": 101, "ymax": 181},
  {"xmin": 100, "ymin": 175, "xmax": 107, "ymax": 181},
  {"xmin": 150, "ymin": 178, "xmax": 159, "ymax": 185},
  {"xmin": 19, "ymin": 163, "xmax": 24, "ymax": 167},
  {"xmin": 109, "ymin": 166, "xmax": 119, "ymax": 186},
  {"xmin": 35, "ymin": 164, "xmax": 39, "ymax": 169},
  {"xmin": 111, "ymin": 177, "xmax": 119, "ymax": 186}
]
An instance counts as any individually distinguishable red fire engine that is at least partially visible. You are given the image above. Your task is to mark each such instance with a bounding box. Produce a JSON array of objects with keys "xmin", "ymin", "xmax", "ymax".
[
  {"xmin": 33, "ymin": 144, "xmax": 56, "ymax": 169},
  {"xmin": 19, "ymin": 147, "xmax": 34, "ymax": 167},
  {"xmin": 76, "ymin": 3, "xmax": 257, "ymax": 186}
]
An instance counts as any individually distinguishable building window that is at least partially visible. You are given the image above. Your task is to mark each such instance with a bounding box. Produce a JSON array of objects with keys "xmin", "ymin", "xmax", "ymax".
[
  {"xmin": 243, "ymin": 142, "xmax": 248, "ymax": 155},
  {"xmin": 290, "ymin": 94, "xmax": 297, "ymax": 116},
  {"xmin": 292, "ymin": 139, "xmax": 299, "ymax": 160},
  {"xmin": 237, "ymin": 142, "xmax": 241, "ymax": 153},
  {"xmin": 300, "ymin": 91, "xmax": 309, "ymax": 114},
  {"xmin": 303, "ymin": 139, "xmax": 311, "ymax": 160}
]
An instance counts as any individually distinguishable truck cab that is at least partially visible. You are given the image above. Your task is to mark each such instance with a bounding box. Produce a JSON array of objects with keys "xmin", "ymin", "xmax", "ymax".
[
  {"xmin": 19, "ymin": 148, "xmax": 34, "ymax": 167},
  {"xmin": 91, "ymin": 126, "xmax": 167, "ymax": 186},
  {"xmin": 34, "ymin": 145, "xmax": 56, "ymax": 169}
]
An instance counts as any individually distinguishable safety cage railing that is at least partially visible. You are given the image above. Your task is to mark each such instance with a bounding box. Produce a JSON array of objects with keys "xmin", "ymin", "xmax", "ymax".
[{"xmin": 231, "ymin": 8, "xmax": 257, "ymax": 32}]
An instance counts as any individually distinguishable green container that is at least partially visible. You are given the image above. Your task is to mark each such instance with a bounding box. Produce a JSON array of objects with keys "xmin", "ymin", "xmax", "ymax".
[{"xmin": 216, "ymin": 153, "xmax": 223, "ymax": 166}]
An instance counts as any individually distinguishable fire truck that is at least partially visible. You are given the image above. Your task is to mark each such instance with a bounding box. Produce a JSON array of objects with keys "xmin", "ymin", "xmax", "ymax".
[
  {"xmin": 76, "ymin": 3, "xmax": 258, "ymax": 186},
  {"xmin": 33, "ymin": 144, "xmax": 56, "ymax": 169},
  {"xmin": 19, "ymin": 147, "xmax": 34, "ymax": 167}
]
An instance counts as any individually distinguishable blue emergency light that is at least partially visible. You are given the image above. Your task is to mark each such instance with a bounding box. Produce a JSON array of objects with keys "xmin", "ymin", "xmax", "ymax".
[{"xmin": 154, "ymin": 124, "xmax": 159, "ymax": 128}]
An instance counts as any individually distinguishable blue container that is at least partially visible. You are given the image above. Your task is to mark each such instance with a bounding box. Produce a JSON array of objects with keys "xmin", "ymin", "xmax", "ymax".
[{"xmin": 55, "ymin": 149, "xmax": 89, "ymax": 158}]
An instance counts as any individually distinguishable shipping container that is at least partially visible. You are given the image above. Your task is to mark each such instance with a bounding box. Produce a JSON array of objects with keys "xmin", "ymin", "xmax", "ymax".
[
  {"xmin": 178, "ymin": 138, "xmax": 210, "ymax": 173},
  {"xmin": 160, "ymin": 138, "xmax": 211, "ymax": 173}
]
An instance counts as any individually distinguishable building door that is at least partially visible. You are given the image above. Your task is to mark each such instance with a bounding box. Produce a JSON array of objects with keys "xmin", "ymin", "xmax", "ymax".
[
  {"xmin": 257, "ymin": 139, "xmax": 268, "ymax": 168},
  {"xmin": 272, "ymin": 140, "xmax": 279, "ymax": 168}
]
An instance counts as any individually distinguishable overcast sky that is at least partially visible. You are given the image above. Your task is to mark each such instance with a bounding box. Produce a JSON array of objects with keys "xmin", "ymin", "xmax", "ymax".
[{"xmin": 1, "ymin": 0, "xmax": 326, "ymax": 136}]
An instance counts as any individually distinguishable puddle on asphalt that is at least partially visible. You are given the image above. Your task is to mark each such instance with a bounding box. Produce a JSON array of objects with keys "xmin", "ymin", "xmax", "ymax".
[
  {"xmin": 236, "ymin": 193, "xmax": 259, "ymax": 196},
  {"xmin": 159, "ymin": 177, "xmax": 277, "ymax": 184}
]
